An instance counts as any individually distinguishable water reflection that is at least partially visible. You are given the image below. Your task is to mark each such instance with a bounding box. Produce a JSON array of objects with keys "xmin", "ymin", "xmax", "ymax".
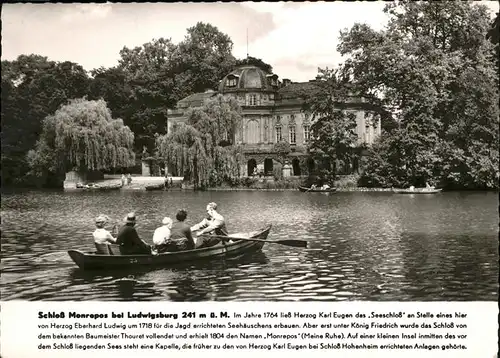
[{"xmin": 1, "ymin": 190, "xmax": 498, "ymax": 301}]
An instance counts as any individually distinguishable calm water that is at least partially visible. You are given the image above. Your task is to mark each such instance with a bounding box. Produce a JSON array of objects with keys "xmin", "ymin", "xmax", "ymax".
[{"xmin": 1, "ymin": 189, "xmax": 498, "ymax": 301}]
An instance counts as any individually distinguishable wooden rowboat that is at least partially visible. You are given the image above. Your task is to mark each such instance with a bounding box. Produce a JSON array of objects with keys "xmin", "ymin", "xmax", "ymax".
[
  {"xmin": 68, "ymin": 224, "xmax": 272, "ymax": 271},
  {"xmin": 74, "ymin": 183, "xmax": 123, "ymax": 191},
  {"xmin": 392, "ymin": 188, "xmax": 442, "ymax": 194},
  {"xmin": 298, "ymin": 186, "xmax": 337, "ymax": 193},
  {"xmin": 145, "ymin": 183, "xmax": 165, "ymax": 191}
]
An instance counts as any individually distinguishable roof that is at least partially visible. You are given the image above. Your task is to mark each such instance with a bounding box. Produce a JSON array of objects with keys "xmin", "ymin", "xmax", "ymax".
[
  {"xmin": 278, "ymin": 81, "xmax": 319, "ymax": 99},
  {"xmin": 218, "ymin": 65, "xmax": 277, "ymax": 93},
  {"xmin": 177, "ymin": 91, "xmax": 216, "ymax": 108}
]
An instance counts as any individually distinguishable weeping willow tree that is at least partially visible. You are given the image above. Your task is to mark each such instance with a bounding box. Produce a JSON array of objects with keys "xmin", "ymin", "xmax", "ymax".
[
  {"xmin": 156, "ymin": 94, "xmax": 244, "ymax": 188},
  {"xmin": 27, "ymin": 98, "xmax": 135, "ymax": 185}
]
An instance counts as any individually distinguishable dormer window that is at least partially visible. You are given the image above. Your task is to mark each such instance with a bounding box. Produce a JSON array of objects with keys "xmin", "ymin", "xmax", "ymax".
[{"xmin": 227, "ymin": 78, "xmax": 237, "ymax": 87}]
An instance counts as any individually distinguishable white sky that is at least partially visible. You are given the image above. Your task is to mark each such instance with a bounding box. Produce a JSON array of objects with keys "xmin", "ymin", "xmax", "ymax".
[{"xmin": 2, "ymin": 2, "xmax": 498, "ymax": 82}]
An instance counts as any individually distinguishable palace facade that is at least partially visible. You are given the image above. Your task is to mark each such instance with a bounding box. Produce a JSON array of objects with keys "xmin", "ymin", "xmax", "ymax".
[{"xmin": 167, "ymin": 64, "xmax": 381, "ymax": 177}]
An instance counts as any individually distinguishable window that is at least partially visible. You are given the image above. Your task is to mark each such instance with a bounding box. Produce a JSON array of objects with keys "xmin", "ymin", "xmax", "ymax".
[
  {"xmin": 227, "ymin": 78, "xmax": 237, "ymax": 87},
  {"xmin": 249, "ymin": 94, "xmax": 257, "ymax": 106},
  {"xmin": 304, "ymin": 125, "xmax": 310, "ymax": 142},
  {"xmin": 269, "ymin": 93, "xmax": 274, "ymax": 100},
  {"xmin": 289, "ymin": 126, "xmax": 296, "ymax": 144},
  {"xmin": 276, "ymin": 126, "xmax": 282, "ymax": 142}
]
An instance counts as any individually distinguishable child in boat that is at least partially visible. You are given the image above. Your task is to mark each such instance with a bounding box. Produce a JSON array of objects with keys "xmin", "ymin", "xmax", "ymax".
[
  {"xmin": 152, "ymin": 217, "xmax": 173, "ymax": 253},
  {"xmin": 93, "ymin": 215, "xmax": 117, "ymax": 255}
]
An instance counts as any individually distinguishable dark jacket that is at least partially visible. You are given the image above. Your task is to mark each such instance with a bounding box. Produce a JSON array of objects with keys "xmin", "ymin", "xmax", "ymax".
[
  {"xmin": 116, "ymin": 224, "xmax": 150, "ymax": 255},
  {"xmin": 169, "ymin": 221, "xmax": 195, "ymax": 250}
]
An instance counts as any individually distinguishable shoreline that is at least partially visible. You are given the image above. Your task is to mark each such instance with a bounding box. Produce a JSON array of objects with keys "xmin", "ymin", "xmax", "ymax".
[{"xmin": 204, "ymin": 187, "xmax": 396, "ymax": 192}]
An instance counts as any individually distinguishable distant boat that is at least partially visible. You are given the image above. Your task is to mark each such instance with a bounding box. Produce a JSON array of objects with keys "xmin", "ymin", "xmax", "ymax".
[
  {"xmin": 392, "ymin": 188, "xmax": 442, "ymax": 194},
  {"xmin": 145, "ymin": 183, "xmax": 165, "ymax": 191},
  {"xmin": 298, "ymin": 186, "xmax": 337, "ymax": 193},
  {"xmin": 74, "ymin": 182, "xmax": 122, "ymax": 191}
]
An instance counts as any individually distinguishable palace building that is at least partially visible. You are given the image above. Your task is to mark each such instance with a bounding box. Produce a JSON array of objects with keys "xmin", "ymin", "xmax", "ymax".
[{"xmin": 167, "ymin": 64, "xmax": 381, "ymax": 178}]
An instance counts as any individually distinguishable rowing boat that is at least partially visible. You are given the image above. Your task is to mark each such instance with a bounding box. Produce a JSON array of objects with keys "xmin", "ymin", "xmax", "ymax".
[
  {"xmin": 392, "ymin": 188, "xmax": 442, "ymax": 194},
  {"xmin": 68, "ymin": 224, "xmax": 272, "ymax": 271},
  {"xmin": 298, "ymin": 186, "xmax": 337, "ymax": 193},
  {"xmin": 74, "ymin": 183, "xmax": 123, "ymax": 191},
  {"xmin": 145, "ymin": 183, "xmax": 165, "ymax": 191}
]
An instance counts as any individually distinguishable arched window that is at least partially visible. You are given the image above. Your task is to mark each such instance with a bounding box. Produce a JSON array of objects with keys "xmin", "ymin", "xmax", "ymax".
[
  {"xmin": 289, "ymin": 126, "xmax": 296, "ymax": 144},
  {"xmin": 276, "ymin": 126, "xmax": 282, "ymax": 142},
  {"xmin": 303, "ymin": 125, "xmax": 310, "ymax": 142},
  {"xmin": 303, "ymin": 113, "xmax": 311, "ymax": 143},
  {"xmin": 275, "ymin": 115, "xmax": 282, "ymax": 142},
  {"xmin": 289, "ymin": 114, "xmax": 296, "ymax": 144}
]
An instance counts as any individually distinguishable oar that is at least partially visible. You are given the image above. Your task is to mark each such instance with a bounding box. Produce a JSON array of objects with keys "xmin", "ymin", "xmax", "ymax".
[{"xmin": 200, "ymin": 234, "xmax": 308, "ymax": 248}]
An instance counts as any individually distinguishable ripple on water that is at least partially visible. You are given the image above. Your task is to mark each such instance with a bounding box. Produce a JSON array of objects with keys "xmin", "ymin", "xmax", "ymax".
[{"xmin": 1, "ymin": 190, "xmax": 498, "ymax": 301}]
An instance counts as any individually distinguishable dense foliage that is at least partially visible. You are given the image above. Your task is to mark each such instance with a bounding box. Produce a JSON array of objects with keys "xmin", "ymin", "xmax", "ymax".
[
  {"xmin": 26, "ymin": 99, "xmax": 135, "ymax": 186},
  {"xmin": 1, "ymin": 56, "xmax": 91, "ymax": 186},
  {"xmin": 2, "ymin": 5, "xmax": 498, "ymax": 190},
  {"xmin": 155, "ymin": 95, "xmax": 244, "ymax": 189},
  {"xmin": 1, "ymin": 22, "xmax": 240, "ymax": 187},
  {"xmin": 337, "ymin": 1, "xmax": 499, "ymax": 189},
  {"xmin": 300, "ymin": 68, "xmax": 359, "ymax": 182}
]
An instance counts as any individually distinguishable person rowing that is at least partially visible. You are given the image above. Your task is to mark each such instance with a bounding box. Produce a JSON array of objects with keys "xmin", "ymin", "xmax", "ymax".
[{"xmin": 191, "ymin": 202, "xmax": 231, "ymax": 248}]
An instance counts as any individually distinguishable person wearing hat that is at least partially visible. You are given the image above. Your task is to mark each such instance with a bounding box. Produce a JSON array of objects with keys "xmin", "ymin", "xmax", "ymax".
[
  {"xmin": 152, "ymin": 217, "xmax": 173, "ymax": 253},
  {"xmin": 191, "ymin": 202, "xmax": 230, "ymax": 248},
  {"xmin": 93, "ymin": 215, "xmax": 117, "ymax": 255},
  {"xmin": 116, "ymin": 212, "xmax": 153, "ymax": 255}
]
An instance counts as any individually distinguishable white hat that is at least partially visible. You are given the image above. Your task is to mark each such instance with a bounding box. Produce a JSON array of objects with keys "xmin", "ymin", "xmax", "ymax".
[{"xmin": 124, "ymin": 212, "xmax": 136, "ymax": 224}]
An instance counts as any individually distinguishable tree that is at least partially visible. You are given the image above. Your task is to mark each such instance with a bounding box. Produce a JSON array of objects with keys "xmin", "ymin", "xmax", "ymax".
[
  {"xmin": 273, "ymin": 140, "xmax": 291, "ymax": 164},
  {"xmin": 1, "ymin": 56, "xmax": 91, "ymax": 187},
  {"xmin": 88, "ymin": 66, "xmax": 133, "ymax": 123},
  {"xmin": 117, "ymin": 38, "xmax": 177, "ymax": 152},
  {"xmin": 339, "ymin": 1, "xmax": 499, "ymax": 189},
  {"xmin": 27, "ymin": 99, "xmax": 135, "ymax": 187},
  {"xmin": 235, "ymin": 56, "xmax": 273, "ymax": 73},
  {"xmin": 113, "ymin": 24, "xmax": 237, "ymax": 153},
  {"xmin": 171, "ymin": 22, "xmax": 236, "ymax": 98},
  {"xmin": 300, "ymin": 68, "xmax": 358, "ymax": 181},
  {"xmin": 155, "ymin": 95, "xmax": 243, "ymax": 188},
  {"xmin": 487, "ymin": 12, "xmax": 499, "ymax": 82}
]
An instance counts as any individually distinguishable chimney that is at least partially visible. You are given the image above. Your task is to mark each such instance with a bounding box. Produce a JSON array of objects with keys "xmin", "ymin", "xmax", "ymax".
[{"xmin": 282, "ymin": 78, "xmax": 291, "ymax": 87}]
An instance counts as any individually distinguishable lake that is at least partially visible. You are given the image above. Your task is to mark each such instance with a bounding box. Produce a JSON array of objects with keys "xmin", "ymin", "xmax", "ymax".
[{"xmin": 1, "ymin": 189, "xmax": 498, "ymax": 301}]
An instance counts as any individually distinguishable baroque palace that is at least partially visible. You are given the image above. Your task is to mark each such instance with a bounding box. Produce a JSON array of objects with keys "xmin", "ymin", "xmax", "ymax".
[{"xmin": 167, "ymin": 64, "xmax": 381, "ymax": 178}]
